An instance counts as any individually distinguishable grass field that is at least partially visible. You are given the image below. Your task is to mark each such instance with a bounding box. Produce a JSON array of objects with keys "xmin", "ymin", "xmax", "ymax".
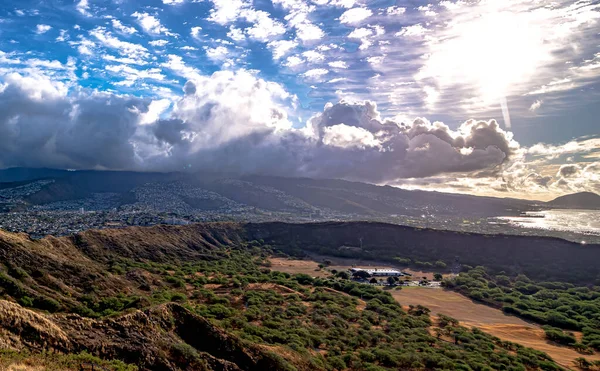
[{"xmin": 269, "ymin": 258, "xmax": 332, "ymax": 278}]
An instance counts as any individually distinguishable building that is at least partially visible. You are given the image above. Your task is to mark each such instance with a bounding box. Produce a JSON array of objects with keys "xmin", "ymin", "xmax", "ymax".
[{"xmin": 350, "ymin": 268, "xmax": 404, "ymax": 277}]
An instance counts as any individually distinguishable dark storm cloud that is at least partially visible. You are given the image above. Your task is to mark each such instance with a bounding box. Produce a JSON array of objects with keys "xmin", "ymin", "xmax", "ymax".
[{"xmin": 0, "ymin": 72, "xmax": 521, "ymax": 183}]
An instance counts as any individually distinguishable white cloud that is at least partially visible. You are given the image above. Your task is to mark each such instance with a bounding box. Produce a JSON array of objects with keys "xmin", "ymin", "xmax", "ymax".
[
  {"xmin": 180, "ymin": 46, "xmax": 198, "ymax": 51},
  {"xmin": 191, "ymin": 27, "xmax": 203, "ymax": 38},
  {"xmin": 326, "ymin": 0, "xmax": 356, "ymax": 7},
  {"xmin": 284, "ymin": 56, "xmax": 305, "ymax": 67},
  {"xmin": 366, "ymin": 55, "xmax": 385, "ymax": 65},
  {"xmin": 242, "ymin": 9, "xmax": 287, "ymax": 42},
  {"xmin": 149, "ymin": 40, "xmax": 169, "ymax": 47},
  {"xmin": 36, "ymin": 24, "xmax": 52, "ymax": 34},
  {"xmin": 227, "ymin": 26, "xmax": 245, "ymax": 42},
  {"xmin": 206, "ymin": 0, "xmax": 249, "ymax": 25},
  {"xmin": 529, "ymin": 100, "xmax": 543, "ymax": 112},
  {"xmin": 103, "ymin": 54, "xmax": 147, "ymax": 66},
  {"xmin": 268, "ymin": 40, "xmax": 298, "ymax": 60},
  {"xmin": 112, "ymin": 19, "xmax": 137, "ymax": 34},
  {"xmin": 132, "ymin": 12, "xmax": 173, "ymax": 36},
  {"xmin": 348, "ymin": 26, "xmax": 383, "ymax": 50},
  {"xmin": 395, "ymin": 24, "xmax": 427, "ymax": 37},
  {"xmin": 296, "ymin": 23, "xmax": 325, "ymax": 41},
  {"xmin": 302, "ymin": 50, "xmax": 325, "ymax": 63},
  {"xmin": 161, "ymin": 54, "xmax": 203, "ymax": 81},
  {"xmin": 418, "ymin": 4, "xmax": 437, "ymax": 17},
  {"xmin": 323, "ymin": 124, "xmax": 380, "ymax": 149},
  {"xmin": 386, "ymin": 6, "xmax": 406, "ymax": 15},
  {"xmin": 302, "ymin": 68, "xmax": 329, "ymax": 79},
  {"xmin": 163, "ymin": 0, "xmax": 185, "ymax": 4},
  {"xmin": 77, "ymin": 43, "xmax": 94, "ymax": 56},
  {"xmin": 328, "ymin": 61, "xmax": 348, "ymax": 69},
  {"xmin": 76, "ymin": 0, "xmax": 90, "ymax": 16},
  {"xmin": 339, "ymin": 7, "xmax": 372, "ymax": 24},
  {"xmin": 205, "ymin": 46, "xmax": 230, "ymax": 63},
  {"xmin": 106, "ymin": 64, "xmax": 166, "ymax": 86},
  {"xmin": 90, "ymin": 27, "xmax": 149, "ymax": 60},
  {"xmin": 56, "ymin": 29, "xmax": 68, "ymax": 42},
  {"xmin": 439, "ymin": 1, "xmax": 466, "ymax": 10},
  {"xmin": 140, "ymin": 99, "xmax": 171, "ymax": 125}
]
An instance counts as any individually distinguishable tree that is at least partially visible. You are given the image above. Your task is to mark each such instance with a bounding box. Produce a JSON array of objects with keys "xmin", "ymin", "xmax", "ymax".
[
  {"xmin": 352, "ymin": 270, "xmax": 371, "ymax": 280},
  {"xmin": 387, "ymin": 277, "xmax": 396, "ymax": 286},
  {"xmin": 369, "ymin": 278, "xmax": 378, "ymax": 284},
  {"xmin": 434, "ymin": 273, "xmax": 443, "ymax": 281},
  {"xmin": 336, "ymin": 271, "xmax": 349, "ymax": 280},
  {"xmin": 574, "ymin": 357, "xmax": 592, "ymax": 369}
]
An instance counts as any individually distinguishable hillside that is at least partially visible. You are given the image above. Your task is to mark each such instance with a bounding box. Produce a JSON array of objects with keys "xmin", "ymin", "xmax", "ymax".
[
  {"xmin": 0, "ymin": 167, "xmax": 534, "ymax": 218},
  {"xmin": 246, "ymin": 221, "xmax": 600, "ymax": 283},
  {"xmin": 548, "ymin": 192, "xmax": 600, "ymax": 210},
  {"xmin": 0, "ymin": 222, "xmax": 592, "ymax": 370}
]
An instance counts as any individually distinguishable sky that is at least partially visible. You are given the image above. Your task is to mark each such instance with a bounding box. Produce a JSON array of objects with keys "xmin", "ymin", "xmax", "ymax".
[{"xmin": 0, "ymin": 0, "xmax": 598, "ymax": 201}]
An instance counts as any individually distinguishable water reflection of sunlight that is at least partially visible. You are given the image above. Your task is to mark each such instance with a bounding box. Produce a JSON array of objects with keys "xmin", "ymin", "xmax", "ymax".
[{"xmin": 499, "ymin": 209, "xmax": 600, "ymax": 236}]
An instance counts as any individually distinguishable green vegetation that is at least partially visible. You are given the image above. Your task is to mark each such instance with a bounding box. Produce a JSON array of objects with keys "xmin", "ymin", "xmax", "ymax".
[
  {"xmin": 0, "ymin": 225, "xmax": 580, "ymax": 370},
  {"xmin": 447, "ymin": 267, "xmax": 600, "ymax": 353}
]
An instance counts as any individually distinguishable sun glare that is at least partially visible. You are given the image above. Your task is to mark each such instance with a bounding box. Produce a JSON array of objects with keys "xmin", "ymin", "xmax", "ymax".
[{"xmin": 418, "ymin": 11, "xmax": 550, "ymax": 105}]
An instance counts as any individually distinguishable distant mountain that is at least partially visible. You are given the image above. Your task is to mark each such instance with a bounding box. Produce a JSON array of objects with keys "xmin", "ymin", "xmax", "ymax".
[
  {"xmin": 547, "ymin": 192, "xmax": 600, "ymax": 210},
  {"xmin": 0, "ymin": 167, "xmax": 539, "ymax": 218},
  {"xmin": 0, "ymin": 167, "xmax": 538, "ymax": 218},
  {"xmin": 0, "ymin": 167, "xmax": 70, "ymax": 182}
]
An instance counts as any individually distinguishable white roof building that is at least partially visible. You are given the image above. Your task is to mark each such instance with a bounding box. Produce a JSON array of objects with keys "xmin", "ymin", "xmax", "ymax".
[{"xmin": 350, "ymin": 268, "xmax": 404, "ymax": 276}]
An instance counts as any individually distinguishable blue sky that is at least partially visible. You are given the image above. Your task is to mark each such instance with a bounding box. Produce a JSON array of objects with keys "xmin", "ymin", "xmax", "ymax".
[{"xmin": 0, "ymin": 0, "xmax": 599, "ymax": 200}]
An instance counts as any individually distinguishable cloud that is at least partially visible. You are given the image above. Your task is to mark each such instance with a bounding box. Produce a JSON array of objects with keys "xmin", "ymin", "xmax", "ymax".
[
  {"xmin": 242, "ymin": 9, "xmax": 287, "ymax": 42},
  {"xmin": 328, "ymin": 61, "xmax": 348, "ymax": 69},
  {"xmin": 296, "ymin": 23, "xmax": 325, "ymax": 41},
  {"xmin": 0, "ymin": 73, "xmax": 146, "ymax": 169},
  {"xmin": 529, "ymin": 99, "xmax": 542, "ymax": 112},
  {"xmin": 395, "ymin": 24, "xmax": 427, "ymax": 37},
  {"xmin": 36, "ymin": 24, "xmax": 52, "ymax": 34},
  {"xmin": 90, "ymin": 27, "xmax": 149, "ymax": 60},
  {"xmin": 339, "ymin": 7, "xmax": 372, "ymax": 24},
  {"xmin": 105, "ymin": 64, "xmax": 165, "ymax": 86},
  {"xmin": 131, "ymin": 12, "xmax": 174, "ymax": 36},
  {"xmin": 112, "ymin": 19, "xmax": 137, "ymax": 34},
  {"xmin": 227, "ymin": 26, "xmax": 245, "ymax": 42},
  {"xmin": 302, "ymin": 68, "xmax": 329, "ymax": 79},
  {"xmin": 206, "ymin": 0, "xmax": 250, "ymax": 25},
  {"xmin": 190, "ymin": 27, "xmax": 203, "ymax": 38},
  {"xmin": 268, "ymin": 40, "xmax": 298, "ymax": 60},
  {"xmin": 149, "ymin": 40, "xmax": 169, "ymax": 47},
  {"xmin": 1, "ymin": 70, "xmax": 596, "ymax": 200},
  {"xmin": 76, "ymin": 0, "xmax": 90, "ymax": 16},
  {"xmin": 385, "ymin": 6, "xmax": 406, "ymax": 15}
]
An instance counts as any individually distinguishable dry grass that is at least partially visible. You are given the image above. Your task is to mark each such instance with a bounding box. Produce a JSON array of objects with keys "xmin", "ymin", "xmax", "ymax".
[
  {"xmin": 268, "ymin": 258, "xmax": 331, "ymax": 278},
  {"xmin": 0, "ymin": 300, "xmax": 70, "ymax": 350},
  {"xmin": 391, "ymin": 287, "xmax": 600, "ymax": 369},
  {"xmin": 5, "ymin": 364, "xmax": 46, "ymax": 371}
]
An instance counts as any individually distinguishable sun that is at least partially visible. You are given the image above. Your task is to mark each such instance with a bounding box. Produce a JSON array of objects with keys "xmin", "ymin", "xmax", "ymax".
[{"xmin": 416, "ymin": 10, "xmax": 551, "ymax": 106}]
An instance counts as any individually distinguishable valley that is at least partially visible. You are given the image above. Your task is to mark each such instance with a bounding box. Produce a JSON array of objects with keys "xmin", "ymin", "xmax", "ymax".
[{"xmin": 0, "ymin": 222, "xmax": 599, "ymax": 370}]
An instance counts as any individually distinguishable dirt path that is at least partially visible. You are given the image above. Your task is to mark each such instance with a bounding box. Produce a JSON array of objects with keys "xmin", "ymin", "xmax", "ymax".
[{"xmin": 392, "ymin": 287, "xmax": 600, "ymax": 370}]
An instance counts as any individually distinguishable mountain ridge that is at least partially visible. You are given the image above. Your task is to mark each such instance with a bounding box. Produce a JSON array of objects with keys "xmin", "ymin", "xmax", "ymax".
[{"xmin": 547, "ymin": 191, "xmax": 600, "ymax": 210}]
